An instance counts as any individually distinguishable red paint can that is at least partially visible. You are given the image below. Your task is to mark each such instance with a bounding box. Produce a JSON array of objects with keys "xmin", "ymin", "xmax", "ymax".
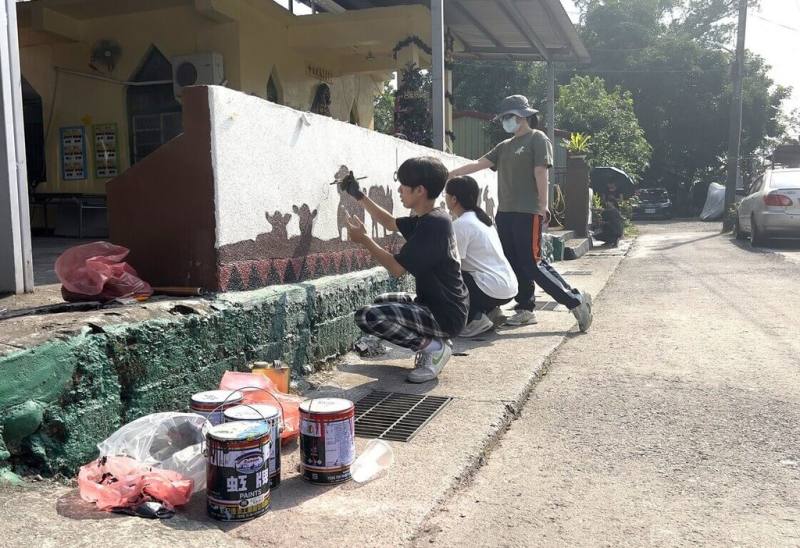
[{"xmin": 299, "ymin": 398, "xmax": 355, "ymax": 484}]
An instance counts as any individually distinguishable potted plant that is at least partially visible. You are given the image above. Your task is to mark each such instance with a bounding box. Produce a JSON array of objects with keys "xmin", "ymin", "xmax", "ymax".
[{"xmin": 563, "ymin": 132, "xmax": 591, "ymax": 159}]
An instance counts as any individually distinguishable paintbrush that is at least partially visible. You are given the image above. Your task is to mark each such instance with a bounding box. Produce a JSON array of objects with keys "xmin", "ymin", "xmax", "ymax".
[{"xmin": 330, "ymin": 176, "xmax": 367, "ymax": 185}]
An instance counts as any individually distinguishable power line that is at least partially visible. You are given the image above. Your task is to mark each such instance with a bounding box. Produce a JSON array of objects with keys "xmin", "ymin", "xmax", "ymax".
[
  {"xmin": 558, "ymin": 67, "xmax": 728, "ymax": 74},
  {"xmin": 753, "ymin": 14, "xmax": 800, "ymax": 33}
]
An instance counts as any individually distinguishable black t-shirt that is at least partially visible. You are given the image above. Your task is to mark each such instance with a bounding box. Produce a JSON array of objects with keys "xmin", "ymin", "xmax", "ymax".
[
  {"xmin": 602, "ymin": 207, "xmax": 624, "ymax": 238},
  {"xmin": 395, "ymin": 208, "xmax": 468, "ymax": 337}
]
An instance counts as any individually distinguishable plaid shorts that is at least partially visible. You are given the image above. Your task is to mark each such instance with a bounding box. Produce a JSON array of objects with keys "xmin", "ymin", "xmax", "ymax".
[{"xmin": 354, "ymin": 292, "xmax": 450, "ymax": 351}]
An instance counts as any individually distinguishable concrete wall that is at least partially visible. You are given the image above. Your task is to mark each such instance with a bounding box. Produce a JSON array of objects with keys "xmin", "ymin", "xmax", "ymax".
[
  {"xmin": 209, "ymin": 85, "xmax": 498, "ymax": 246},
  {"xmin": 109, "ymin": 86, "xmax": 499, "ymax": 292},
  {"xmin": 0, "ymin": 268, "xmax": 411, "ymax": 476}
]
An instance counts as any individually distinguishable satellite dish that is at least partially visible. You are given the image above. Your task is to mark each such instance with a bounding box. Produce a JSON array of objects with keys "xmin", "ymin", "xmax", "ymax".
[{"xmin": 90, "ymin": 40, "xmax": 122, "ymax": 73}]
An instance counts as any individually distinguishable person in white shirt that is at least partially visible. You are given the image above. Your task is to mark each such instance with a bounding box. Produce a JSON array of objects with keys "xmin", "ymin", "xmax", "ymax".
[{"xmin": 445, "ymin": 176, "xmax": 518, "ymax": 337}]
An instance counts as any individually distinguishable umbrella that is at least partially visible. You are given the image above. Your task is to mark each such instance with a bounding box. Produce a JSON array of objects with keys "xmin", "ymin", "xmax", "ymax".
[{"xmin": 590, "ymin": 167, "xmax": 636, "ymax": 198}]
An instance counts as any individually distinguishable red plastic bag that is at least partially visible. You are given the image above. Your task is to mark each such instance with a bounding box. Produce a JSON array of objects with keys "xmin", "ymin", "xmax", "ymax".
[
  {"xmin": 219, "ymin": 371, "xmax": 301, "ymax": 443},
  {"xmin": 78, "ymin": 455, "xmax": 192, "ymax": 511},
  {"xmin": 56, "ymin": 241, "xmax": 153, "ymax": 302}
]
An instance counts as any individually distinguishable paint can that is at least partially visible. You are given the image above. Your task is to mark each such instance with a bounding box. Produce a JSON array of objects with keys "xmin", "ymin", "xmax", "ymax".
[
  {"xmin": 299, "ymin": 397, "xmax": 355, "ymax": 484},
  {"xmin": 206, "ymin": 421, "xmax": 271, "ymax": 522},
  {"xmin": 190, "ymin": 389, "xmax": 244, "ymax": 426},
  {"xmin": 223, "ymin": 404, "xmax": 282, "ymax": 488}
]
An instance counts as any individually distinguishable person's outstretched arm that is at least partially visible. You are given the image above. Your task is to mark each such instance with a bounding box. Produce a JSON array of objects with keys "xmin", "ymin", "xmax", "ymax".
[
  {"xmin": 361, "ymin": 196, "xmax": 397, "ymax": 232},
  {"xmin": 341, "ymin": 174, "xmax": 397, "ymax": 232},
  {"xmin": 449, "ymin": 157, "xmax": 494, "ymax": 179}
]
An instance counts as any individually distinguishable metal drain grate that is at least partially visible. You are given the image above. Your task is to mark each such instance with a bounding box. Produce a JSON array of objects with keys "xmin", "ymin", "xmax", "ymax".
[
  {"xmin": 536, "ymin": 300, "xmax": 561, "ymax": 311},
  {"xmin": 354, "ymin": 391, "xmax": 452, "ymax": 442},
  {"xmin": 561, "ymin": 270, "xmax": 593, "ymax": 276}
]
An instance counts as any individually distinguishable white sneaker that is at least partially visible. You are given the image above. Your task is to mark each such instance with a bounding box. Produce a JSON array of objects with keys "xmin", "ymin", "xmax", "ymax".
[
  {"xmin": 572, "ymin": 291, "xmax": 593, "ymax": 332},
  {"xmin": 408, "ymin": 340, "xmax": 452, "ymax": 383},
  {"xmin": 459, "ymin": 314, "xmax": 494, "ymax": 338},
  {"xmin": 504, "ymin": 309, "xmax": 538, "ymax": 326}
]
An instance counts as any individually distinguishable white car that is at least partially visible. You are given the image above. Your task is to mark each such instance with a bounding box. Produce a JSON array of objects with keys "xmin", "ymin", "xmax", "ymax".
[{"xmin": 735, "ymin": 168, "xmax": 800, "ymax": 246}]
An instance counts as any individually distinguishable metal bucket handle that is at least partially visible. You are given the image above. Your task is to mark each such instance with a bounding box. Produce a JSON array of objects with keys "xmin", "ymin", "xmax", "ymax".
[{"xmin": 201, "ymin": 386, "xmax": 287, "ymax": 453}]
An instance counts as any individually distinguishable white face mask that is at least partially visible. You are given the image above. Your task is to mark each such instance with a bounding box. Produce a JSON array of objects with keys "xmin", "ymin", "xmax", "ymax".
[{"xmin": 502, "ymin": 117, "xmax": 519, "ymax": 134}]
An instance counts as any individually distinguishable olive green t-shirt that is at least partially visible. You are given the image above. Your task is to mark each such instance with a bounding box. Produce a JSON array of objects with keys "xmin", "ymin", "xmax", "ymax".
[{"xmin": 483, "ymin": 129, "xmax": 553, "ymax": 214}]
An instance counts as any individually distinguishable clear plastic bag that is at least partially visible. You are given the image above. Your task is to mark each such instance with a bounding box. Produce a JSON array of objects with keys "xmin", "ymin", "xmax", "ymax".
[
  {"xmin": 55, "ymin": 241, "xmax": 153, "ymax": 302},
  {"xmin": 96, "ymin": 412, "xmax": 207, "ymax": 492}
]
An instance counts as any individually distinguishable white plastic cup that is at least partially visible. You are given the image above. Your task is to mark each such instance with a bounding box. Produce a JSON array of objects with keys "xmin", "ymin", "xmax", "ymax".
[{"xmin": 350, "ymin": 439, "xmax": 395, "ymax": 483}]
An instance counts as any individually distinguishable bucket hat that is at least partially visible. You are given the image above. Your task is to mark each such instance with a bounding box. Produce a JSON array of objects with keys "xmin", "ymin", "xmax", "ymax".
[{"xmin": 494, "ymin": 94, "xmax": 539, "ymax": 121}]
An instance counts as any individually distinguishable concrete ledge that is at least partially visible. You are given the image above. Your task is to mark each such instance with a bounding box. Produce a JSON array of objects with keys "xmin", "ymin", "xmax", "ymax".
[
  {"xmin": 0, "ymin": 268, "xmax": 410, "ymax": 475},
  {"xmin": 564, "ymin": 237, "xmax": 592, "ymax": 260}
]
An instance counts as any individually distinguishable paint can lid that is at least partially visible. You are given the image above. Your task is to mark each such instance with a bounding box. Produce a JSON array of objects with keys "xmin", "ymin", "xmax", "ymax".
[
  {"xmin": 207, "ymin": 420, "xmax": 270, "ymax": 441},
  {"xmin": 300, "ymin": 397, "xmax": 354, "ymax": 414},
  {"xmin": 191, "ymin": 390, "xmax": 244, "ymax": 406},
  {"xmin": 224, "ymin": 404, "xmax": 281, "ymax": 422}
]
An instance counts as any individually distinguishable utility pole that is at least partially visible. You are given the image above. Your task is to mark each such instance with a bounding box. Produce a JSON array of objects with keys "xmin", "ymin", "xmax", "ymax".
[
  {"xmin": 0, "ymin": 0, "xmax": 33, "ymax": 293},
  {"xmin": 723, "ymin": 0, "xmax": 747, "ymax": 231}
]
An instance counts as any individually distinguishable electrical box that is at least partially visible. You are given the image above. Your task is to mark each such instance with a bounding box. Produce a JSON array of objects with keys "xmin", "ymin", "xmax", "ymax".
[{"xmin": 171, "ymin": 52, "xmax": 224, "ymax": 98}]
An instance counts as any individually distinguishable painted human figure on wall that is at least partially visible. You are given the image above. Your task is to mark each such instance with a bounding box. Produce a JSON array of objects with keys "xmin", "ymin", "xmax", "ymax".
[
  {"xmin": 265, "ymin": 211, "xmax": 291, "ymax": 241},
  {"xmin": 293, "ymin": 204, "xmax": 318, "ymax": 239}
]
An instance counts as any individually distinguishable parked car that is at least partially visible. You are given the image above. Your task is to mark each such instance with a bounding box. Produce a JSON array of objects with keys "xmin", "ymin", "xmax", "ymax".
[
  {"xmin": 632, "ymin": 187, "xmax": 673, "ymax": 219},
  {"xmin": 734, "ymin": 168, "xmax": 800, "ymax": 246}
]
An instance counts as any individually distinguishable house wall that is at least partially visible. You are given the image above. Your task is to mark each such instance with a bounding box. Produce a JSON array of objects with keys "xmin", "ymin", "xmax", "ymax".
[
  {"xmin": 18, "ymin": 1, "xmax": 394, "ymax": 198},
  {"xmin": 20, "ymin": 4, "xmax": 238, "ymax": 195},
  {"xmin": 237, "ymin": 0, "xmax": 385, "ymax": 126}
]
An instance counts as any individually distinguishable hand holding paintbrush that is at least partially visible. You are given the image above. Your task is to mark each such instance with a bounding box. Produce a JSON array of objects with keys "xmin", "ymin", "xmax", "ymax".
[{"xmin": 330, "ymin": 164, "xmax": 366, "ymax": 200}]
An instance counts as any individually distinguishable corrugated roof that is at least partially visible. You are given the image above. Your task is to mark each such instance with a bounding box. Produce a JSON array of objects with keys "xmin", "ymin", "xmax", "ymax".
[{"xmin": 320, "ymin": 0, "xmax": 589, "ymax": 63}]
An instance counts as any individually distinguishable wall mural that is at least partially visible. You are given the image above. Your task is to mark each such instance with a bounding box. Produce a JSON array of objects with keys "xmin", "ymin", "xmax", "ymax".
[
  {"xmin": 218, "ymin": 167, "xmax": 403, "ymax": 291},
  {"xmin": 207, "ymin": 87, "xmax": 497, "ymax": 292}
]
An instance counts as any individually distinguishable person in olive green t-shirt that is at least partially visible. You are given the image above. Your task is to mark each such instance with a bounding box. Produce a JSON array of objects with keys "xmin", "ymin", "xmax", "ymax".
[{"xmin": 449, "ymin": 95, "xmax": 593, "ymax": 332}]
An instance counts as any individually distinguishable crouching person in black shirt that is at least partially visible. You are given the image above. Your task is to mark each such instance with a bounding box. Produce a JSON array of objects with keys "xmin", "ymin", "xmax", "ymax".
[
  {"xmin": 594, "ymin": 199, "xmax": 625, "ymax": 248},
  {"xmin": 343, "ymin": 157, "xmax": 468, "ymax": 383}
]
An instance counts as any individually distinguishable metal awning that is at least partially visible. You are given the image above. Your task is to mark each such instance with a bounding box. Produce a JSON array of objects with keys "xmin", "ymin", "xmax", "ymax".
[{"xmin": 316, "ymin": 0, "xmax": 589, "ymax": 63}]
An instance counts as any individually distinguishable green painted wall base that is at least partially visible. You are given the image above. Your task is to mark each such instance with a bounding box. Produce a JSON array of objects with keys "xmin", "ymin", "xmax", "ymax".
[{"xmin": 0, "ymin": 268, "xmax": 409, "ymax": 476}]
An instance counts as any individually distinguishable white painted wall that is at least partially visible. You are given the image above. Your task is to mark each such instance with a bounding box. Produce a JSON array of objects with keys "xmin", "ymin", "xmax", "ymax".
[{"xmin": 207, "ymin": 86, "xmax": 498, "ymax": 248}]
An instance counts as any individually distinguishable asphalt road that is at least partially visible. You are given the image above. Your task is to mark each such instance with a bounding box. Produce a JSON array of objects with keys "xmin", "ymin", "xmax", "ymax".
[{"xmin": 416, "ymin": 221, "xmax": 800, "ymax": 547}]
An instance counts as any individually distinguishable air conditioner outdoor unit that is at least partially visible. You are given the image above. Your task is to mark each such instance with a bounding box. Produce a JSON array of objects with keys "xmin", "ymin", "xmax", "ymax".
[{"xmin": 171, "ymin": 52, "xmax": 224, "ymax": 98}]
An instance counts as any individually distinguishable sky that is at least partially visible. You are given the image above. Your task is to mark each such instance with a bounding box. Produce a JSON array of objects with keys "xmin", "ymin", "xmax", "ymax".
[{"xmin": 561, "ymin": 0, "xmax": 800, "ymax": 119}]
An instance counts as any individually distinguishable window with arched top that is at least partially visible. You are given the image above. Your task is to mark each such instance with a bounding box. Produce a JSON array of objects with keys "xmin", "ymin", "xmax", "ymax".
[
  {"xmin": 126, "ymin": 46, "xmax": 182, "ymax": 164},
  {"xmin": 267, "ymin": 70, "xmax": 282, "ymax": 104},
  {"xmin": 349, "ymin": 102, "xmax": 360, "ymax": 125}
]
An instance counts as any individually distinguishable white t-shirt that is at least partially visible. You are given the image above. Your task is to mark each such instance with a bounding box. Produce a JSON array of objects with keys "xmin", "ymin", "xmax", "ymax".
[{"xmin": 453, "ymin": 211, "xmax": 518, "ymax": 300}]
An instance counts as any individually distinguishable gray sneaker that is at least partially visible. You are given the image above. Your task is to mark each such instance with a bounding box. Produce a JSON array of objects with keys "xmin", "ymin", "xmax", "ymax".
[
  {"xmin": 505, "ymin": 309, "xmax": 538, "ymax": 326},
  {"xmin": 408, "ymin": 340, "xmax": 452, "ymax": 383},
  {"xmin": 487, "ymin": 307, "xmax": 508, "ymax": 325},
  {"xmin": 459, "ymin": 314, "xmax": 494, "ymax": 338},
  {"xmin": 572, "ymin": 291, "xmax": 593, "ymax": 332}
]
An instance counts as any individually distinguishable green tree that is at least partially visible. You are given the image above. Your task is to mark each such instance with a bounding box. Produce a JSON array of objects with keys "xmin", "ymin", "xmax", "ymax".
[
  {"xmin": 451, "ymin": 60, "xmax": 546, "ymax": 114},
  {"xmin": 557, "ymin": 75, "xmax": 653, "ymax": 178},
  {"xmin": 574, "ymin": 0, "xmax": 787, "ymax": 191},
  {"xmin": 394, "ymin": 63, "xmax": 433, "ymax": 146},
  {"xmin": 373, "ymin": 81, "xmax": 395, "ymax": 135}
]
